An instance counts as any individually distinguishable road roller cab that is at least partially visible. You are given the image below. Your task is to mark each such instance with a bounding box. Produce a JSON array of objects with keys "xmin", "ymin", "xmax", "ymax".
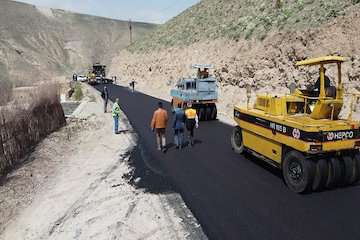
[{"xmin": 231, "ymin": 56, "xmax": 360, "ymax": 193}]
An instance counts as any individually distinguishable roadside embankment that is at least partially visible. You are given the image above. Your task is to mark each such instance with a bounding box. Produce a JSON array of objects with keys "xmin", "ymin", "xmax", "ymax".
[{"xmin": 0, "ymin": 86, "xmax": 66, "ymax": 177}]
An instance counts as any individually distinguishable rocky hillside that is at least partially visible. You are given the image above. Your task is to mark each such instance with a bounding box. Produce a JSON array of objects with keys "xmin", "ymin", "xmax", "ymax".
[
  {"xmin": 110, "ymin": 0, "xmax": 360, "ymax": 121},
  {"xmin": 0, "ymin": 0, "xmax": 156, "ymax": 88}
]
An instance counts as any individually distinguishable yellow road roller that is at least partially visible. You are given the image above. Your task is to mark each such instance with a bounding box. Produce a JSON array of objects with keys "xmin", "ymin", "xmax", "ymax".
[{"xmin": 231, "ymin": 56, "xmax": 360, "ymax": 193}]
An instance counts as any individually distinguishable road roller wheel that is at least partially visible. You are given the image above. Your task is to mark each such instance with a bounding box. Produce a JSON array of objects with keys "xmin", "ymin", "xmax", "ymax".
[
  {"xmin": 231, "ymin": 126, "xmax": 244, "ymax": 154},
  {"xmin": 342, "ymin": 155, "xmax": 355, "ymax": 185},
  {"xmin": 211, "ymin": 105, "xmax": 217, "ymax": 120},
  {"xmin": 282, "ymin": 151, "xmax": 315, "ymax": 193},
  {"xmin": 353, "ymin": 153, "xmax": 360, "ymax": 184},
  {"xmin": 312, "ymin": 158, "xmax": 328, "ymax": 192},
  {"xmin": 326, "ymin": 157, "xmax": 342, "ymax": 189}
]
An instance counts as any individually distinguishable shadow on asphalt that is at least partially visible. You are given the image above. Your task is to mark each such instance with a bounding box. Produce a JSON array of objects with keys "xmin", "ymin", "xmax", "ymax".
[
  {"xmin": 95, "ymin": 84, "xmax": 360, "ymax": 240},
  {"xmin": 122, "ymin": 145, "xmax": 175, "ymax": 194}
]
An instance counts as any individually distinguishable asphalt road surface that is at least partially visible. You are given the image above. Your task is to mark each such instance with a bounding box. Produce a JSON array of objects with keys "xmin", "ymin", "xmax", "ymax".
[{"xmin": 96, "ymin": 84, "xmax": 360, "ymax": 240}]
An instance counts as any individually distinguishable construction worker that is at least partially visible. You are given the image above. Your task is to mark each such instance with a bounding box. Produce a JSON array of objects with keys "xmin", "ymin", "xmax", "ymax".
[
  {"xmin": 151, "ymin": 102, "xmax": 168, "ymax": 152},
  {"xmin": 172, "ymin": 103, "xmax": 185, "ymax": 149},
  {"xmin": 101, "ymin": 86, "xmax": 109, "ymax": 113},
  {"xmin": 112, "ymin": 98, "xmax": 121, "ymax": 134},
  {"xmin": 185, "ymin": 102, "xmax": 199, "ymax": 146},
  {"xmin": 130, "ymin": 80, "xmax": 136, "ymax": 92}
]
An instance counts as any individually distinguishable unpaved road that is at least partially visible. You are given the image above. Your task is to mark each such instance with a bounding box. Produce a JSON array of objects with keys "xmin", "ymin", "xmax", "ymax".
[
  {"xmin": 96, "ymin": 83, "xmax": 360, "ymax": 240},
  {"xmin": 0, "ymin": 86, "xmax": 204, "ymax": 240}
]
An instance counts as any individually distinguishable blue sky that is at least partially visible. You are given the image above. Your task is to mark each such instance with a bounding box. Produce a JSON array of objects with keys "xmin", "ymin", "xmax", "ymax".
[{"xmin": 15, "ymin": 0, "xmax": 200, "ymax": 24}]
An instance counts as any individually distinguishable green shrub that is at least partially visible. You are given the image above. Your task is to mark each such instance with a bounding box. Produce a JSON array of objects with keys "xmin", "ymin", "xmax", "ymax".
[{"xmin": 73, "ymin": 83, "xmax": 83, "ymax": 101}]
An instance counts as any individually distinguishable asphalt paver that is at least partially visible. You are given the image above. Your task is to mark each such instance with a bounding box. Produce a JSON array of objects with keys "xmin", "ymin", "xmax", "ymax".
[{"xmin": 96, "ymin": 84, "xmax": 360, "ymax": 240}]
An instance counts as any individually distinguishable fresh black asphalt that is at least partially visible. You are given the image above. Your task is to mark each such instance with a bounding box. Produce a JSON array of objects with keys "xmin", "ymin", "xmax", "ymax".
[{"xmin": 96, "ymin": 84, "xmax": 360, "ymax": 240}]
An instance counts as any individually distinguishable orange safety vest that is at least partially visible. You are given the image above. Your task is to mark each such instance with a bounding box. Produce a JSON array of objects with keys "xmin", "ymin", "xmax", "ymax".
[{"xmin": 185, "ymin": 108, "xmax": 197, "ymax": 119}]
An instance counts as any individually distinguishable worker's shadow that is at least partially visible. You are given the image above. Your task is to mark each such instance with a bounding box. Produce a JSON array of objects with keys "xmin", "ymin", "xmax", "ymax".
[
  {"xmin": 116, "ymin": 129, "xmax": 132, "ymax": 134},
  {"xmin": 166, "ymin": 140, "xmax": 202, "ymax": 150}
]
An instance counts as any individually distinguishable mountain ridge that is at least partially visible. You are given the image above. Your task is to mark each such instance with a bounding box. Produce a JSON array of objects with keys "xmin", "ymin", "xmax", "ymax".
[{"xmin": 0, "ymin": 0, "xmax": 156, "ymax": 87}]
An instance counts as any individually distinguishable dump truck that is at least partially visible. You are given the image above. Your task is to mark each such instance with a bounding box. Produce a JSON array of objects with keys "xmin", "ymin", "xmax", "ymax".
[
  {"xmin": 231, "ymin": 56, "xmax": 360, "ymax": 193},
  {"xmin": 170, "ymin": 64, "xmax": 218, "ymax": 121}
]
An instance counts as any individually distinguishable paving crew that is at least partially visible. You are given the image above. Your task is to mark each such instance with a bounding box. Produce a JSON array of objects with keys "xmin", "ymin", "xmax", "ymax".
[
  {"xmin": 172, "ymin": 103, "xmax": 185, "ymax": 149},
  {"xmin": 151, "ymin": 102, "xmax": 169, "ymax": 152},
  {"xmin": 185, "ymin": 102, "xmax": 199, "ymax": 147},
  {"xmin": 112, "ymin": 98, "xmax": 121, "ymax": 134},
  {"xmin": 101, "ymin": 86, "xmax": 109, "ymax": 113}
]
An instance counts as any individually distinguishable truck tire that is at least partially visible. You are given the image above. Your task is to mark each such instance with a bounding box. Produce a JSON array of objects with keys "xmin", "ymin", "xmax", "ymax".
[
  {"xmin": 198, "ymin": 108, "xmax": 205, "ymax": 121},
  {"xmin": 312, "ymin": 158, "xmax": 328, "ymax": 192},
  {"xmin": 231, "ymin": 126, "xmax": 244, "ymax": 154},
  {"xmin": 211, "ymin": 105, "xmax": 217, "ymax": 120},
  {"xmin": 326, "ymin": 157, "xmax": 342, "ymax": 189},
  {"xmin": 205, "ymin": 107, "xmax": 212, "ymax": 121},
  {"xmin": 282, "ymin": 151, "xmax": 315, "ymax": 193}
]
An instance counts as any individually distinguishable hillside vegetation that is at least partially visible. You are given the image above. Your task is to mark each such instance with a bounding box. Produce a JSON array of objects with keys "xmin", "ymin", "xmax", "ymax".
[{"xmin": 130, "ymin": 0, "xmax": 359, "ymax": 52}]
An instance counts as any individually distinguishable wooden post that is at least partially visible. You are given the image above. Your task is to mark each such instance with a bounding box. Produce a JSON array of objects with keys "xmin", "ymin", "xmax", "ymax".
[{"xmin": 129, "ymin": 19, "xmax": 133, "ymax": 44}]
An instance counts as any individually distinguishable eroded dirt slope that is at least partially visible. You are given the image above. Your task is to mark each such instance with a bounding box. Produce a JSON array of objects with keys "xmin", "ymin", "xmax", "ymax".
[{"xmin": 110, "ymin": 3, "xmax": 360, "ymax": 121}]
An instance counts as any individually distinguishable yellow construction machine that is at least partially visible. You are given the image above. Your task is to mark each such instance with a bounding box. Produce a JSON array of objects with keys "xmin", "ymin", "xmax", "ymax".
[{"xmin": 231, "ymin": 56, "xmax": 360, "ymax": 193}]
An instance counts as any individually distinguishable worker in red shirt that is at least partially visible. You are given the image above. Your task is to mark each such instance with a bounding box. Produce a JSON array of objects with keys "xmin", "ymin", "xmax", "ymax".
[{"xmin": 151, "ymin": 102, "xmax": 169, "ymax": 152}]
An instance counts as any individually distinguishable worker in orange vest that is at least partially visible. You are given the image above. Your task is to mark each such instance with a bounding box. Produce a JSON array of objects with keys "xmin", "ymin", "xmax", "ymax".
[
  {"xmin": 184, "ymin": 102, "xmax": 199, "ymax": 147},
  {"xmin": 151, "ymin": 102, "xmax": 169, "ymax": 152}
]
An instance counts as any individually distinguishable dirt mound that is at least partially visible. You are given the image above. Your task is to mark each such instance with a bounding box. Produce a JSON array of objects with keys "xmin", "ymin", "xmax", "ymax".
[{"xmin": 0, "ymin": 0, "xmax": 156, "ymax": 87}]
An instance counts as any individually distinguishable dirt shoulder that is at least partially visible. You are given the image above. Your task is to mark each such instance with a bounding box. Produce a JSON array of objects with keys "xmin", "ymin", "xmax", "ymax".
[{"xmin": 0, "ymin": 84, "xmax": 205, "ymax": 240}]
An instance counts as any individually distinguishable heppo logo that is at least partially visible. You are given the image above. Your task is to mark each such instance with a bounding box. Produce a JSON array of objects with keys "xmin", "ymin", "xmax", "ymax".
[
  {"xmin": 292, "ymin": 129, "xmax": 300, "ymax": 139},
  {"xmin": 327, "ymin": 131, "xmax": 354, "ymax": 141}
]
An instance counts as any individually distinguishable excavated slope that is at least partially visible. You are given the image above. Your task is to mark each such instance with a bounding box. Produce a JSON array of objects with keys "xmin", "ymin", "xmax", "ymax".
[{"xmin": 110, "ymin": 0, "xmax": 360, "ymax": 120}]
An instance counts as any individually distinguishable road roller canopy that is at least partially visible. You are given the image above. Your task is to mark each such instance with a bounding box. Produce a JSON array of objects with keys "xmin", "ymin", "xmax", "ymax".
[
  {"xmin": 191, "ymin": 64, "xmax": 214, "ymax": 69},
  {"xmin": 295, "ymin": 56, "xmax": 345, "ymax": 66}
]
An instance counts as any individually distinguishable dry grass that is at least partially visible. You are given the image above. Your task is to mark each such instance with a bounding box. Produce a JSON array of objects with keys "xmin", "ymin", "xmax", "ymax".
[
  {"xmin": 12, "ymin": 83, "xmax": 60, "ymax": 107},
  {"xmin": 1, "ymin": 83, "xmax": 61, "ymax": 123},
  {"xmin": 0, "ymin": 80, "xmax": 13, "ymax": 106},
  {"xmin": 0, "ymin": 82, "xmax": 65, "ymax": 176}
]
